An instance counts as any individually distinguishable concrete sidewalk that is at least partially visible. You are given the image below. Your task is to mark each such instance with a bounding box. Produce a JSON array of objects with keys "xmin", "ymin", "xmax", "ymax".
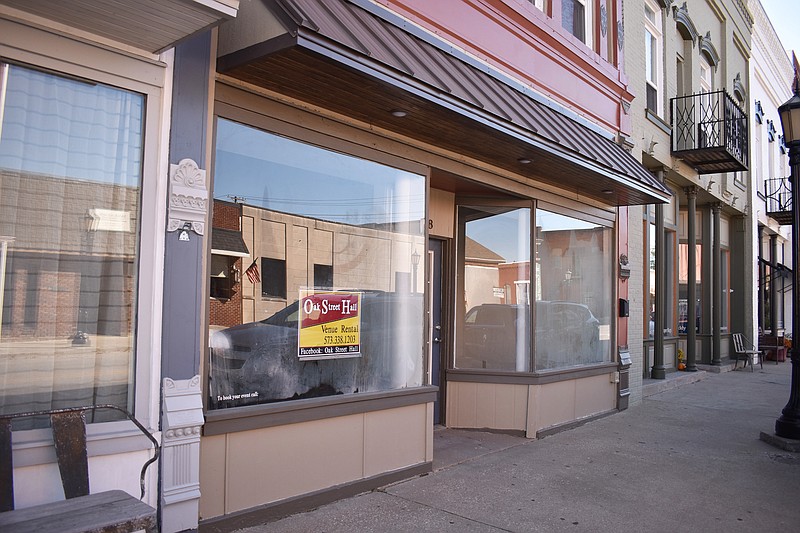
[{"xmin": 236, "ymin": 362, "xmax": 800, "ymax": 532}]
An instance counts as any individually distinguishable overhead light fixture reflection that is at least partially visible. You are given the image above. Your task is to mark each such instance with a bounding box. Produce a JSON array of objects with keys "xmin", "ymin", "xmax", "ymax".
[
  {"xmin": 601, "ymin": 189, "xmax": 614, "ymax": 195},
  {"xmin": 391, "ymin": 109, "xmax": 408, "ymax": 117},
  {"xmin": 517, "ymin": 158, "xmax": 532, "ymax": 164}
]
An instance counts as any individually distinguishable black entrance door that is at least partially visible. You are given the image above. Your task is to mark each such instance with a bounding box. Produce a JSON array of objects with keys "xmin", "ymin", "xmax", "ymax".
[{"xmin": 430, "ymin": 238, "xmax": 444, "ymax": 424}]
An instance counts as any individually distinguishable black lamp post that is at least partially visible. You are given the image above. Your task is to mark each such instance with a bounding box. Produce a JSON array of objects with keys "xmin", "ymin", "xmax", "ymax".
[{"xmin": 775, "ymin": 67, "xmax": 800, "ymax": 440}]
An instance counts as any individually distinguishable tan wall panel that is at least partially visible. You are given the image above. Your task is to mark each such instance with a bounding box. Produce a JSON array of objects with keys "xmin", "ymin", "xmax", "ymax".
[
  {"xmin": 289, "ymin": 224, "xmax": 309, "ymax": 289},
  {"xmin": 364, "ymin": 404, "xmax": 428, "ymax": 477},
  {"xmin": 335, "ymin": 233, "xmax": 392, "ymax": 290},
  {"xmin": 429, "ymin": 188, "xmax": 454, "ymax": 239},
  {"xmin": 445, "ymin": 381, "xmax": 476, "ymax": 428},
  {"xmin": 199, "ymin": 434, "xmax": 227, "ymax": 520},
  {"xmin": 241, "ymin": 214, "xmax": 256, "ymax": 323},
  {"xmin": 261, "ymin": 219, "xmax": 286, "ymax": 259},
  {"xmin": 529, "ymin": 380, "xmax": 576, "ymax": 432},
  {"xmin": 224, "ymin": 415, "xmax": 364, "ymax": 513},
  {"xmin": 311, "ymin": 228, "xmax": 333, "ymax": 267},
  {"xmin": 494, "ymin": 384, "xmax": 529, "ymax": 429},
  {"xmin": 426, "ymin": 402, "xmax": 434, "ymax": 461},
  {"xmin": 446, "ymin": 382, "xmax": 527, "ymax": 431},
  {"xmin": 573, "ymin": 373, "xmax": 615, "ymax": 420}
]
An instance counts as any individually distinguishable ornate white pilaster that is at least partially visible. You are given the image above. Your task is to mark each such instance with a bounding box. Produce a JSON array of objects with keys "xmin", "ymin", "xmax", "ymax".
[
  {"xmin": 161, "ymin": 376, "xmax": 204, "ymax": 533},
  {"xmin": 168, "ymin": 158, "xmax": 208, "ymax": 235}
]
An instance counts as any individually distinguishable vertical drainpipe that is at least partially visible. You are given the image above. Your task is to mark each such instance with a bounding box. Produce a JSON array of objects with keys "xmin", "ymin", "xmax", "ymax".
[
  {"xmin": 685, "ymin": 186, "xmax": 698, "ymax": 371},
  {"xmin": 712, "ymin": 203, "xmax": 722, "ymax": 365},
  {"xmin": 652, "ymin": 169, "xmax": 667, "ymax": 379}
]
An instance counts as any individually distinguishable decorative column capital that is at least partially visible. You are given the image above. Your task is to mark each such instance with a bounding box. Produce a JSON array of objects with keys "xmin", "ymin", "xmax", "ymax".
[
  {"xmin": 168, "ymin": 159, "xmax": 208, "ymax": 236},
  {"xmin": 684, "ymin": 186, "xmax": 698, "ymax": 199}
]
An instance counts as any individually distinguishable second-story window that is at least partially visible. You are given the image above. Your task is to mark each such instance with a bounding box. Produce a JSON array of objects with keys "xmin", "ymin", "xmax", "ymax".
[
  {"xmin": 527, "ymin": 0, "xmax": 545, "ymax": 11},
  {"xmin": 645, "ymin": 1, "xmax": 663, "ymax": 115},
  {"xmin": 562, "ymin": 0, "xmax": 592, "ymax": 47},
  {"xmin": 700, "ymin": 57, "xmax": 713, "ymax": 94}
]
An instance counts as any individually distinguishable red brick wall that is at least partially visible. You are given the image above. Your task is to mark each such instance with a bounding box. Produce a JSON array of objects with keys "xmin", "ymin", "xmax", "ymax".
[
  {"xmin": 6, "ymin": 268, "xmax": 80, "ymax": 338},
  {"xmin": 209, "ymin": 262, "xmax": 243, "ymax": 328},
  {"xmin": 210, "ymin": 200, "xmax": 244, "ymax": 327},
  {"xmin": 212, "ymin": 201, "xmax": 241, "ymax": 230}
]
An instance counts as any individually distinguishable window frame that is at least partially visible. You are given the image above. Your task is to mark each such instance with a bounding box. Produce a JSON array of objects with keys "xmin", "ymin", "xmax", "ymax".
[
  {"xmin": 0, "ymin": 17, "xmax": 168, "ymax": 459},
  {"xmin": 453, "ymin": 197, "xmax": 614, "ymax": 374},
  {"xmin": 260, "ymin": 257, "xmax": 287, "ymax": 299},
  {"xmin": 644, "ymin": 0, "xmax": 663, "ymax": 116},
  {"xmin": 561, "ymin": 0, "xmax": 593, "ymax": 49},
  {"xmin": 209, "ymin": 90, "xmax": 430, "ymax": 413}
]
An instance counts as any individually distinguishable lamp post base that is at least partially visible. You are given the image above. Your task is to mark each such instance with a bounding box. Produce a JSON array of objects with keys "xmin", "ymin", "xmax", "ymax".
[
  {"xmin": 775, "ymin": 352, "xmax": 800, "ymax": 440},
  {"xmin": 775, "ymin": 416, "xmax": 800, "ymax": 440}
]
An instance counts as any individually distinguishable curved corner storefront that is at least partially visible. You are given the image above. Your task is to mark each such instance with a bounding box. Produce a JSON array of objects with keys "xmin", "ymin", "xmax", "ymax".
[{"xmin": 198, "ymin": 0, "xmax": 671, "ymax": 528}]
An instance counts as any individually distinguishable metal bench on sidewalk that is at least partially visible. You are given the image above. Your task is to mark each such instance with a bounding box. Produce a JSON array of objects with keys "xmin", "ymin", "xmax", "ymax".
[
  {"xmin": 0, "ymin": 404, "xmax": 159, "ymax": 533},
  {"xmin": 732, "ymin": 333, "xmax": 762, "ymax": 372},
  {"xmin": 759, "ymin": 334, "xmax": 786, "ymax": 364}
]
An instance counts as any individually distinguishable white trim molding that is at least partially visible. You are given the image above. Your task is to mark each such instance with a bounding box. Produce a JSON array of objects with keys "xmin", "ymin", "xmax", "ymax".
[
  {"xmin": 168, "ymin": 158, "xmax": 208, "ymax": 235},
  {"xmin": 161, "ymin": 375, "xmax": 204, "ymax": 533}
]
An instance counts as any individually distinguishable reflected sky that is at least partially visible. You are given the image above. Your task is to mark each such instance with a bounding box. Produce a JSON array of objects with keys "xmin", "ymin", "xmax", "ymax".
[
  {"xmin": 466, "ymin": 207, "xmax": 602, "ymax": 262},
  {"xmin": 466, "ymin": 207, "xmax": 530, "ymax": 262},
  {"xmin": 0, "ymin": 64, "xmax": 144, "ymax": 186},
  {"xmin": 214, "ymin": 119, "xmax": 425, "ymax": 227}
]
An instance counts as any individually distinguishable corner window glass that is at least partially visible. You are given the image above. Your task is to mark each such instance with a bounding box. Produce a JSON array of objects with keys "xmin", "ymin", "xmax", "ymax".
[
  {"xmin": 209, "ymin": 118, "xmax": 425, "ymax": 409},
  {"xmin": 534, "ymin": 210, "xmax": 612, "ymax": 370},
  {"xmin": 0, "ymin": 63, "xmax": 144, "ymax": 421},
  {"xmin": 456, "ymin": 205, "xmax": 531, "ymax": 372}
]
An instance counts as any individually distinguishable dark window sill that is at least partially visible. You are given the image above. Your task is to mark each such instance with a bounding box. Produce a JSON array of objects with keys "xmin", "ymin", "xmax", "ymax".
[
  {"xmin": 446, "ymin": 362, "xmax": 618, "ymax": 385},
  {"xmin": 203, "ymin": 386, "xmax": 438, "ymax": 436}
]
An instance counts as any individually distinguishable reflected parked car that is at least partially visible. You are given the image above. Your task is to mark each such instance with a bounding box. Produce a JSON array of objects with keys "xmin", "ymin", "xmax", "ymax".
[
  {"xmin": 209, "ymin": 291, "xmax": 423, "ymax": 408},
  {"xmin": 461, "ymin": 301, "xmax": 600, "ymax": 370}
]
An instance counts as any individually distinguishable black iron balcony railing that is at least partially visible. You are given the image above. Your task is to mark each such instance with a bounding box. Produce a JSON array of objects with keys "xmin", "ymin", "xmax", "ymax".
[
  {"xmin": 765, "ymin": 176, "xmax": 793, "ymax": 225},
  {"xmin": 671, "ymin": 90, "xmax": 749, "ymax": 174}
]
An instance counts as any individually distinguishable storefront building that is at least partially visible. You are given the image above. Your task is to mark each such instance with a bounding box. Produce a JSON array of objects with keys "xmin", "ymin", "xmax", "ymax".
[
  {"xmin": 2, "ymin": 1, "xmax": 675, "ymax": 531},
  {"xmin": 623, "ymin": 0, "xmax": 753, "ymax": 386},
  {"xmin": 749, "ymin": 0, "xmax": 794, "ymax": 349},
  {"xmin": 195, "ymin": 0, "xmax": 669, "ymax": 528}
]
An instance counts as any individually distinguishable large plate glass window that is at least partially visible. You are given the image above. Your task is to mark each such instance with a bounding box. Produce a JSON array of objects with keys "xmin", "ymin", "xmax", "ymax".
[
  {"xmin": 455, "ymin": 203, "xmax": 612, "ymax": 372},
  {"xmin": 209, "ymin": 118, "xmax": 425, "ymax": 409},
  {"xmin": 456, "ymin": 204, "xmax": 531, "ymax": 372},
  {"xmin": 534, "ymin": 209, "xmax": 612, "ymax": 370},
  {"xmin": 0, "ymin": 63, "xmax": 144, "ymax": 422}
]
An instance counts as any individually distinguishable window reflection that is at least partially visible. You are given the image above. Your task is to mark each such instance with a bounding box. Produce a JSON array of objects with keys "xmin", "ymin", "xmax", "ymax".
[
  {"xmin": 457, "ymin": 206, "xmax": 531, "ymax": 371},
  {"xmin": 455, "ymin": 205, "xmax": 612, "ymax": 372},
  {"xmin": 0, "ymin": 64, "xmax": 143, "ymax": 421},
  {"xmin": 678, "ymin": 243, "xmax": 702, "ymax": 334},
  {"xmin": 208, "ymin": 119, "xmax": 425, "ymax": 409},
  {"xmin": 534, "ymin": 210, "xmax": 611, "ymax": 370}
]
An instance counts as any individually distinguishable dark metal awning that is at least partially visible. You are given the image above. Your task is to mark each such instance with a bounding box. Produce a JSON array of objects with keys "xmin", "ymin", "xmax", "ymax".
[
  {"xmin": 217, "ymin": 0, "xmax": 670, "ymax": 206},
  {"xmin": 211, "ymin": 228, "xmax": 249, "ymax": 257}
]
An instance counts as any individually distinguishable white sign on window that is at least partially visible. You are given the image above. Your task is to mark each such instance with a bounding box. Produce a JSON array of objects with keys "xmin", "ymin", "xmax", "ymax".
[{"xmin": 88, "ymin": 208, "xmax": 131, "ymax": 232}]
